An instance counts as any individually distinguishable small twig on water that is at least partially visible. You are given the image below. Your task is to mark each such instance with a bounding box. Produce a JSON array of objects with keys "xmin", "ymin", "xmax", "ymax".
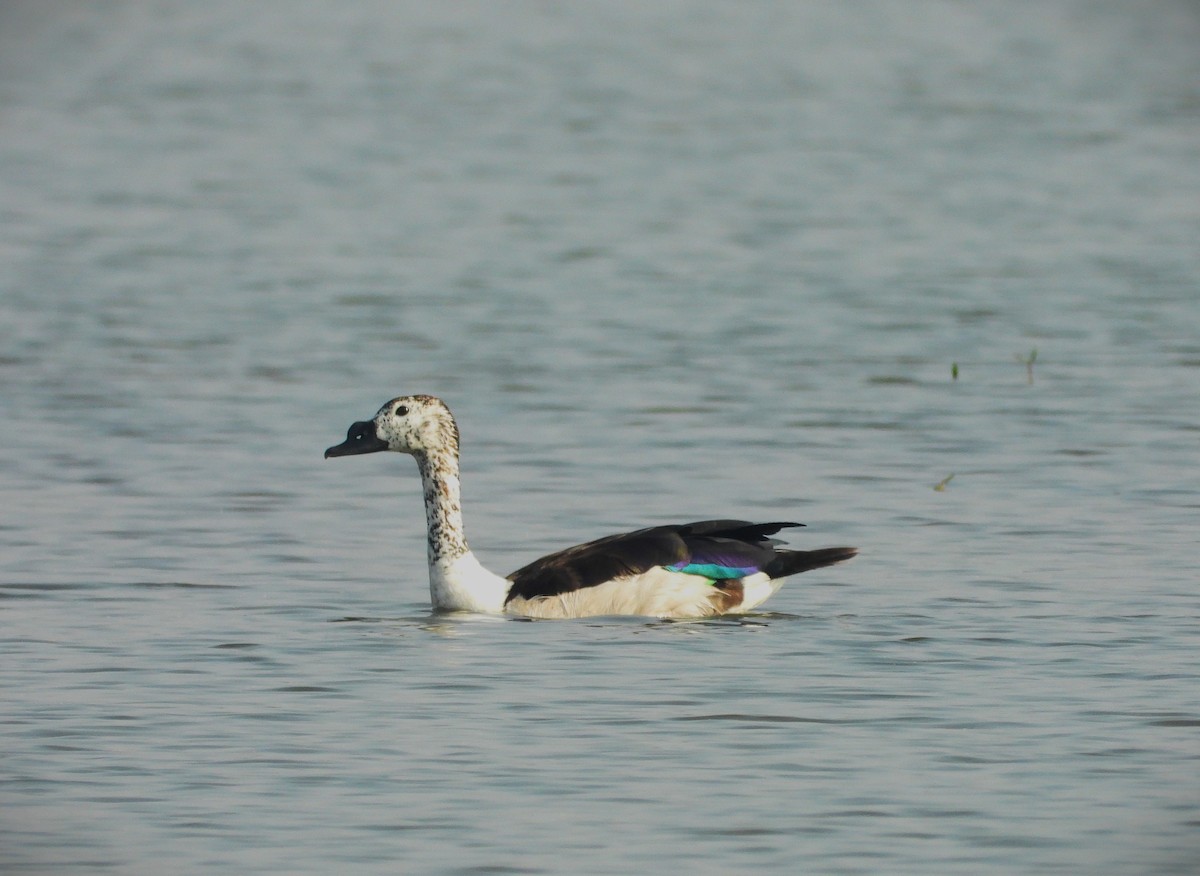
[{"xmin": 1015, "ymin": 348, "xmax": 1038, "ymax": 384}]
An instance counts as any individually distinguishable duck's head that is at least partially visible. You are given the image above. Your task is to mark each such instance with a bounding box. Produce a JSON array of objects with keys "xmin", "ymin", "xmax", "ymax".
[{"xmin": 325, "ymin": 394, "xmax": 460, "ymax": 459}]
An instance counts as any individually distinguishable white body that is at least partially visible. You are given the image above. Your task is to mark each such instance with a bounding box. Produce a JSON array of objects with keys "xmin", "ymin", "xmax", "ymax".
[{"xmin": 506, "ymin": 567, "xmax": 783, "ymax": 619}]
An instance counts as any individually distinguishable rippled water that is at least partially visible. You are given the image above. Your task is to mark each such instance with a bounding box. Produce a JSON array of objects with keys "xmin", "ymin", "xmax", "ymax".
[{"xmin": 2, "ymin": 1, "xmax": 1199, "ymax": 873}]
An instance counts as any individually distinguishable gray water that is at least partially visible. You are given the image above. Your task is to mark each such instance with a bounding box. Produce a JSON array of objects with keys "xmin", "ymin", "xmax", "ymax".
[{"xmin": 2, "ymin": 1, "xmax": 1199, "ymax": 873}]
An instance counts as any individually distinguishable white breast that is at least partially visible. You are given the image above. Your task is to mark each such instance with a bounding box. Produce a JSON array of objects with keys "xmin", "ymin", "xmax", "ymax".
[{"xmin": 429, "ymin": 551, "xmax": 510, "ymax": 613}]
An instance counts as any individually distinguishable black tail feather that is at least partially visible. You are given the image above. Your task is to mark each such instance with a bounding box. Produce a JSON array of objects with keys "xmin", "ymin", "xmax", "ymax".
[{"xmin": 763, "ymin": 547, "xmax": 858, "ymax": 579}]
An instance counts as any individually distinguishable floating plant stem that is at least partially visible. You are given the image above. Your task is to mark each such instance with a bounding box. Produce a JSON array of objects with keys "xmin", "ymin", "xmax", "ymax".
[{"xmin": 1016, "ymin": 348, "xmax": 1038, "ymax": 384}]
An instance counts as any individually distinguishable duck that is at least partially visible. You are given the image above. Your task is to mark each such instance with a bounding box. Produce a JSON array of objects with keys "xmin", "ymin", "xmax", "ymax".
[{"xmin": 325, "ymin": 394, "xmax": 857, "ymax": 619}]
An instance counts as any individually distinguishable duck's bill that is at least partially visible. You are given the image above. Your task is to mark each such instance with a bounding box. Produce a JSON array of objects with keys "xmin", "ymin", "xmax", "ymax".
[{"xmin": 325, "ymin": 420, "xmax": 388, "ymax": 458}]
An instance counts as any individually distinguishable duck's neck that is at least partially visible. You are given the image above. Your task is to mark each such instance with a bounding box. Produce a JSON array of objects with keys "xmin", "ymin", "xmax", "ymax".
[
  {"xmin": 415, "ymin": 447, "xmax": 470, "ymax": 565},
  {"xmin": 413, "ymin": 447, "xmax": 509, "ymax": 612}
]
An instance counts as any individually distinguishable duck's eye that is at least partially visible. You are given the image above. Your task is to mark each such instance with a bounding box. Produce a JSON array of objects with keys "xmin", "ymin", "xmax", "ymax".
[{"xmin": 394, "ymin": 405, "xmax": 409, "ymax": 417}]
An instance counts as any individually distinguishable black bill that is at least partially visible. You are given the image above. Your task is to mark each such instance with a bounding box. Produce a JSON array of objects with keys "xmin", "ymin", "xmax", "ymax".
[{"xmin": 325, "ymin": 420, "xmax": 388, "ymax": 458}]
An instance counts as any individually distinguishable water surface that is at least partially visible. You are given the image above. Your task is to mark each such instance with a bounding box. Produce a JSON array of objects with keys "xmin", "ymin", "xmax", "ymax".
[{"xmin": 2, "ymin": 2, "xmax": 1199, "ymax": 873}]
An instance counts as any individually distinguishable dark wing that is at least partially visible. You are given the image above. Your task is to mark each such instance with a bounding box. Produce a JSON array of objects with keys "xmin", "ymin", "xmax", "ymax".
[{"xmin": 504, "ymin": 519, "xmax": 804, "ymax": 604}]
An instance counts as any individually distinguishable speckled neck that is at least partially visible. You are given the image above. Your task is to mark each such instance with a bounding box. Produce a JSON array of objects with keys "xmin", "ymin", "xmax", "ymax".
[{"xmin": 414, "ymin": 445, "xmax": 470, "ymax": 566}]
